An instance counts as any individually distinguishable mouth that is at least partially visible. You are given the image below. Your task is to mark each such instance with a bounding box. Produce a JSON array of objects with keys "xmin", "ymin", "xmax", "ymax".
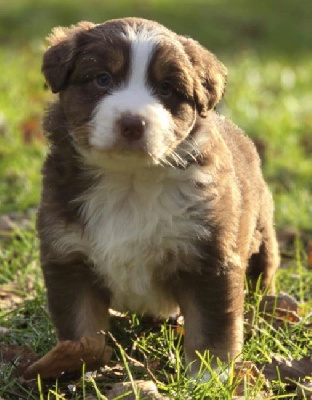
[{"xmin": 79, "ymin": 145, "xmax": 157, "ymax": 171}]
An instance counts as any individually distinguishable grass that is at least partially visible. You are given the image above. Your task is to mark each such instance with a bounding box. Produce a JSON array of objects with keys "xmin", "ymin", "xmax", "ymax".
[{"xmin": 0, "ymin": 0, "xmax": 311, "ymax": 398}]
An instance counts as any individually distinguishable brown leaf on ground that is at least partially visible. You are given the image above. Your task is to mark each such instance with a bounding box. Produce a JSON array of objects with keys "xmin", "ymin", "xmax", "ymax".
[
  {"xmin": 0, "ymin": 281, "xmax": 24, "ymax": 310},
  {"xmin": 265, "ymin": 308, "xmax": 301, "ymax": 332},
  {"xmin": 233, "ymin": 361, "xmax": 269, "ymax": 396},
  {"xmin": 23, "ymin": 337, "xmax": 112, "ymax": 379},
  {"xmin": 260, "ymin": 293, "xmax": 299, "ymax": 313},
  {"xmin": 105, "ymin": 380, "xmax": 169, "ymax": 400},
  {"xmin": 259, "ymin": 355, "xmax": 312, "ymax": 384},
  {"xmin": 0, "ymin": 344, "xmax": 39, "ymax": 376},
  {"xmin": 259, "ymin": 293, "xmax": 301, "ymax": 328}
]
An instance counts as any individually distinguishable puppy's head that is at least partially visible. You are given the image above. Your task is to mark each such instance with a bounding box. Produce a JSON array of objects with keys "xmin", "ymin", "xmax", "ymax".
[{"xmin": 43, "ymin": 18, "xmax": 226, "ymax": 168}]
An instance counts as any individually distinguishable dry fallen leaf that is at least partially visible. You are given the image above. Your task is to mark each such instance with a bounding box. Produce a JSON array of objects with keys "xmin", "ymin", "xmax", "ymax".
[
  {"xmin": 105, "ymin": 380, "xmax": 168, "ymax": 400},
  {"xmin": 260, "ymin": 293, "xmax": 299, "ymax": 313},
  {"xmin": 23, "ymin": 336, "xmax": 112, "ymax": 379},
  {"xmin": 259, "ymin": 355, "xmax": 312, "ymax": 384},
  {"xmin": 259, "ymin": 293, "xmax": 301, "ymax": 328},
  {"xmin": 0, "ymin": 344, "xmax": 39, "ymax": 376}
]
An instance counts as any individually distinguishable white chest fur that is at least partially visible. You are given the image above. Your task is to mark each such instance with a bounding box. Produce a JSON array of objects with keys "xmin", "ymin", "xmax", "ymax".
[{"xmin": 64, "ymin": 165, "xmax": 212, "ymax": 316}]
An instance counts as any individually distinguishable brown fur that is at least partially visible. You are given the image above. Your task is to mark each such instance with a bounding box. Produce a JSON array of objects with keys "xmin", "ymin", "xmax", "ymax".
[{"xmin": 38, "ymin": 18, "xmax": 279, "ymax": 375}]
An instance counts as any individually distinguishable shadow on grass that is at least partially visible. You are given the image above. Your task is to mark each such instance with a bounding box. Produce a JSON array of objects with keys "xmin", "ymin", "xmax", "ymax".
[{"xmin": 0, "ymin": 0, "xmax": 311, "ymax": 58}]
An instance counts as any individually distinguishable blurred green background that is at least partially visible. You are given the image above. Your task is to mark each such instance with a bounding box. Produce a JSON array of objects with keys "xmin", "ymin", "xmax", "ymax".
[{"xmin": 0, "ymin": 0, "xmax": 311, "ymax": 230}]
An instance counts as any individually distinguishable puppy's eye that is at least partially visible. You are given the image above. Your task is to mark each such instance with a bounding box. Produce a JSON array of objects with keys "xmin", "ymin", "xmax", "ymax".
[
  {"xmin": 158, "ymin": 81, "xmax": 173, "ymax": 97},
  {"xmin": 96, "ymin": 73, "xmax": 112, "ymax": 87}
]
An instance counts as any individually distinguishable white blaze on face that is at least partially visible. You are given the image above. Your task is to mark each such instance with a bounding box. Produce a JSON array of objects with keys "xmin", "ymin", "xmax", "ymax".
[{"xmin": 90, "ymin": 28, "xmax": 175, "ymax": 160}]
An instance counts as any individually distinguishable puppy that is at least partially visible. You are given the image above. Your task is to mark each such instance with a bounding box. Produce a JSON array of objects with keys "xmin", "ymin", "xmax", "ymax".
[{"xmin": 37, "ymin": 18, "xmax": 279, "ymax": 375}]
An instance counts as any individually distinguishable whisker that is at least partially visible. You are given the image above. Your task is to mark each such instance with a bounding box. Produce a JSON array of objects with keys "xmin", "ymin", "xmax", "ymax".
[
  {"xmin": 167, "ymin": 149, "xmax": 188, "ymax": 168},
  {"xmin": 159, "ymin": 155, "xmax": 175, "ymax": 169}
]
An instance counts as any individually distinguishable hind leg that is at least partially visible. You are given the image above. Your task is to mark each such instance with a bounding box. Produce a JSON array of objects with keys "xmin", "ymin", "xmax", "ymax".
[
  {"xmin": 247, "ymin": 220, "xmax": 279, "ymax": 294},
  {"xmin": 247, "ymin": 186, "xmax": 279, "ymax": 293},
  {"xmin": 247, "ymin": 234, "xmax": 279, "ymax": 294}
]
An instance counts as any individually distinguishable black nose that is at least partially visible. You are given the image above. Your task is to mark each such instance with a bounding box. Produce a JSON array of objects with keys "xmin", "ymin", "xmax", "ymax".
[{"xmin": 119, "ymin": 115, "xmax": 146, "ymax": 141}]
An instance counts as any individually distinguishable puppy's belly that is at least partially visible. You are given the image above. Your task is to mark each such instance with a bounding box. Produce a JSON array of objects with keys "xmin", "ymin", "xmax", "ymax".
[
  {"xmin": 109, "ymin": 281, "xmax": 179, "ymax": 317},
  {"xmin": 93, "ymin": 250, "xmax": 180, "ymax": 317}
]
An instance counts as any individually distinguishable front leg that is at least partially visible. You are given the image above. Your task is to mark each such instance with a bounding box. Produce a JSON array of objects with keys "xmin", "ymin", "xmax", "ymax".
[
  {"xmin": 174, "ymin": 267, "xmax": 244, "ymax": 376},
  {"xmin": 42, "ymin": 260, "xmax": 110, "ymax": 342}
]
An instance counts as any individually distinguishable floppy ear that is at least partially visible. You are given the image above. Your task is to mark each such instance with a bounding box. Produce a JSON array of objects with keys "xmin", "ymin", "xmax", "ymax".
[
  {"xmin": 179, "ymin": 37, "xmax": 227, "ymax": 117},
  {"xmin": 42, "ymin": 22, "xmax": 95, "ymax": 93},
  {"xmin": 42, "ymin": 39, "xmax": 74, "ymax": 93}
]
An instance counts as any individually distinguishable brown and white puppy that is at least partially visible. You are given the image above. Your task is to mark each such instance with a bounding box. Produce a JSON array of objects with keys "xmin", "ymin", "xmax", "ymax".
[{"xmin": 38, "ymin": 18, "xmax": 279, "ymax": 376}]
